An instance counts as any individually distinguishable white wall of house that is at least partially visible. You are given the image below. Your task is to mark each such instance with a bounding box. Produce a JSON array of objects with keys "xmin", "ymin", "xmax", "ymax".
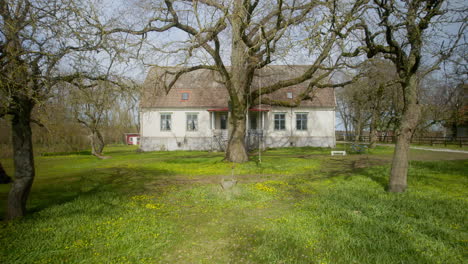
[
  {"xmin": 140, "ymin": 106, "xmax": 335, "ymax": 151},
  {"xmin": 263, "ymin": 107, "xmax": 335, "ymax": 148},
  {"xmin": 140, "ymin": 107, "xmax": 214, "ymax": 151},
  {"xmin": 141, "ymin": 107, "xmax": 212, "ymax": 138}
]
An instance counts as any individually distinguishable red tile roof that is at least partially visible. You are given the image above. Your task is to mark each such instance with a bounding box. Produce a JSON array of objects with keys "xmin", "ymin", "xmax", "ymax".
[{"xmin": 141, "ymin": 65, "xmax": 336, "ymax": 108}]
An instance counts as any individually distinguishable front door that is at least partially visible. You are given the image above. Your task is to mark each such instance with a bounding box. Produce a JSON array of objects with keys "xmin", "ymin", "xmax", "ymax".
[
  {"xmin": 220, "ymin": 113, "xmax": 227, "ymax": 130},
  {"xmin": 250, "ymin": 114, "xmax": 257, "ymax": 130}
]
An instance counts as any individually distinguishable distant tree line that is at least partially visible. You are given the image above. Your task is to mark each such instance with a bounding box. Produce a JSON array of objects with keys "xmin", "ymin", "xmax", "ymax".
[
  {"xmin": 0, "ymin": 82, "xmax": 140, "ymax": 158},
  {"xmin": 336, "ymin": 59, "xmax": 467, "ymax": 147}
]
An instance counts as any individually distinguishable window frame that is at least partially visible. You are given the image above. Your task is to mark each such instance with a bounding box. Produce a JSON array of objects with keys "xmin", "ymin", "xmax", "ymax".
[
  {"xmin": 186, "ymin": 113, "xmax": 199, "ymax": 131},
  {"xmin": 181, "ymin": 92, "xmax": 189, "ymax": 100},
  {"xmin": 160, "ymin": 113, "xmax": 172, "ymax": 131},
  {"xmin": 296, "ymin": 112, "xmax": 308, "ymax": 131},
  {"xmin": 273, "ymin": 113, "xmax": 286, "ymax": 131}
]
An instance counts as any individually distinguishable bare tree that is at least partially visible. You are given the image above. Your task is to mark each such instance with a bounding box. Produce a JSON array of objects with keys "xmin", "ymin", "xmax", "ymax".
[
  {"xmin": 0, "ymin": 0, "xmax": 114, "ymax": 219},
  {"xmin": 336, "ymin": 88, "xmax": 353, "ymax": 140},
  {"xmin": 71, "ymin": 81, "xmax": 112, "ymax": 158},
  {"xmin": 425, "ymin": 81, "xmax": 468, "ymax": 138},
  {"xmin": 336, "ymin": 59, "xmax": 400, "ymax": 146},
  {"xmin": 344, "ymin": 0, "xmax": 466, "ymax": 192},
  {"xmin": 68, "ymin": 78, "xmax": 138, "ymax": 158},
  {"xmin": 359, "ymin": 59, "xmax": 400, "ymax": 147},
  {"xmin": 105, "ymin": 0, "xmax": 366, "ymax": 162}
]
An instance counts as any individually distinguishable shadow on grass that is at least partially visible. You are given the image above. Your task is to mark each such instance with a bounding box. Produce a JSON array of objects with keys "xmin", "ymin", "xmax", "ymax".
[
  {"xmin": 358, "ymin": 166, "xmax": 389, "ymax": 190},
  {"xmin": 41, "ymin": 150, "xmax": 92, "ymax": 156},
  {"xmin": 0, "ymin": 166, "xmax": 176, "ymax": 221}
]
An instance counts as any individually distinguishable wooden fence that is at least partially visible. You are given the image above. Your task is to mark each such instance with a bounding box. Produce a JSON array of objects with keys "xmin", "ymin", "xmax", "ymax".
[{"xmin": 336, "ymin": 133, "xmax": 468, "ymax": 147}]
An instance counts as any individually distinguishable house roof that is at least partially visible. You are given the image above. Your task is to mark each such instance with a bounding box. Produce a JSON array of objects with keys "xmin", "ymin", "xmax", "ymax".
[{"xmin": 141, "ymin": 65, "xmax": 336, "ymax": 109}]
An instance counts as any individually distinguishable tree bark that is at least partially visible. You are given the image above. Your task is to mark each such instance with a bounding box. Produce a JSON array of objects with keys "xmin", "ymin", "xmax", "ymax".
[
  {"xmin": 7, "ymin": 97, "xmax": 35, "ymax": 220},
  {"xmin": 224, "ymin": 0, "xmax": 252, "ymax": 163},
  {"xmin": 226, "ymin": 114, "xmax": 249, "ymax": 162},
  {"xmin": 90, "ymin": 129, "xmax": 105, "ymax": 156},
  {"xmin": 388, "ymin": 77, "xmax": 420, "ymax": 192},
  {"xmin": 0, "ymin": 162, "xmax": 12, "ymax": 184}
]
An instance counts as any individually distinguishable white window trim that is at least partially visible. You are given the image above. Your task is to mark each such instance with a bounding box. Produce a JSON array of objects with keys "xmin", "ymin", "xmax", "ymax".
[
  {"xmin": 160, "ymin": 113, "xmax": 172, "ymax": 131},
  {"xmin": 295, "ymin": 112, "xmax": 308, "ymax": 131},
  {"xmin": 186, "ymin": 112, "xmax": 199, "ymax": 132},
  {"xmin": 273, "ymin": 112, "xmax": 287, "ymax": 131}
]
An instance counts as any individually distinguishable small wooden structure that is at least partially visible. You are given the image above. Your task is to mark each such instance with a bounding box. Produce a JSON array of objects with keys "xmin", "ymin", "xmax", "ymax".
[{"xmin": 124, "ymin": 133, "xmax": 140, "ymax": 145}]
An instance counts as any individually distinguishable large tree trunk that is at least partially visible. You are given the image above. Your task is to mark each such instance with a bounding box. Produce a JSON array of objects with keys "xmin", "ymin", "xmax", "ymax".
[
  {"xmin": 90, "ymin": 129, "xmax": 105, "ymax": 156},
  {"xmin": 0, "ymin": 162, "xmax": 12, "ymax": 184},
  {"xmin": 7, "ymin": 97, "xmax": 35, "ymax": 220},
  {"xmin": 388, "ymin": 77, "xmax": 420, "ymax": 192},
  {"xmin": 224, "ymin": 0, "xmax": 252, "ymax": 163},
  {"xmin": 226, "ymin": 114, "xmax": 248, "ymax": 162}
]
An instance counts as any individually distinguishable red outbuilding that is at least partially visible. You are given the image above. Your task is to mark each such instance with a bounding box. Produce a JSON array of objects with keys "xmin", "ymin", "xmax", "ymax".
[{"xmin": 124, "ymin": 133, "xmax": 140, "ymax": 145}]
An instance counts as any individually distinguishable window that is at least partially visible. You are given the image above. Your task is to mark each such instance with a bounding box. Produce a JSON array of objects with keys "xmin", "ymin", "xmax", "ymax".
[
  {"xmin": 181, "ymin": 92, "xmax": 189, "ymax": 100},
  {"xmin": 274, "ymin": 113, "xmax": 286, "ymax": 130},
  {"xmin": 287, "ymin": 92, "xmax": 293, "ymax": 99},
  {"xmin": 186, "ymin": 113, "xmax": 198, "ymax": 131},
  {"xmin": 250, "ymin": 115, "xmax": 257, "ymax": 130},
  {"xmin": 160, "ymin": 113, "xmax": 172, "ymax": 131},
  {"xmin": 220, "ymin": 114, "xmax": 227, "ymax": 130},
  {"xmin": 296, "ymin": 113, "xmax": 308, "ymax": 130}
]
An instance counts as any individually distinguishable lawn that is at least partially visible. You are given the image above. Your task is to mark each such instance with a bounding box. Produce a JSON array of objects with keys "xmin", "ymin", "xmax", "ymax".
[{"xmin": 0, "ymin": 145, "xmax": 467, "ymax": 263}]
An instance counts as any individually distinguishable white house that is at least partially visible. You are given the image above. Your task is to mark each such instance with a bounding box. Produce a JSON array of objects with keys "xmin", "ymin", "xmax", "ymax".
[{"xmin": 140, "ymin": 65, "xmax": 336, "ymax": 151}]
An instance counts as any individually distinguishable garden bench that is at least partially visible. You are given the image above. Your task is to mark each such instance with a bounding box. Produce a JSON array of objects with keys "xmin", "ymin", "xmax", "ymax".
[{"xmin": 331, "ymin": 150, "xmax": 346, "ymax": 156}]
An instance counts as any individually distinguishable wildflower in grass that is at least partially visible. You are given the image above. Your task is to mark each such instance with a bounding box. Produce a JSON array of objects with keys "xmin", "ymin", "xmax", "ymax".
[
  {"xmin": 264, "ymin": 180, "xmax": 288, "ymax": 186},
  {"xmin": 131, "ymin": 194, "xmax": 155, "ymax": 201},
  {"xmin": 145, "ymin": 203, "xmax": 163, "ymax": 210},
  {"xmin": 254, "ymin": 183, "xmax": 276, "ymax": 193}
]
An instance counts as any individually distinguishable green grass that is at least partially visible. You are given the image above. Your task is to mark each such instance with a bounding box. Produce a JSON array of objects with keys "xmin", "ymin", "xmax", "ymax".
[
  {"xmin": 410, "ymin": 143, "xmax": 468, "ymax": 151},
  {"xmin": 0, "ymin": 145, "xmax": 467, "ymax": 263}
]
